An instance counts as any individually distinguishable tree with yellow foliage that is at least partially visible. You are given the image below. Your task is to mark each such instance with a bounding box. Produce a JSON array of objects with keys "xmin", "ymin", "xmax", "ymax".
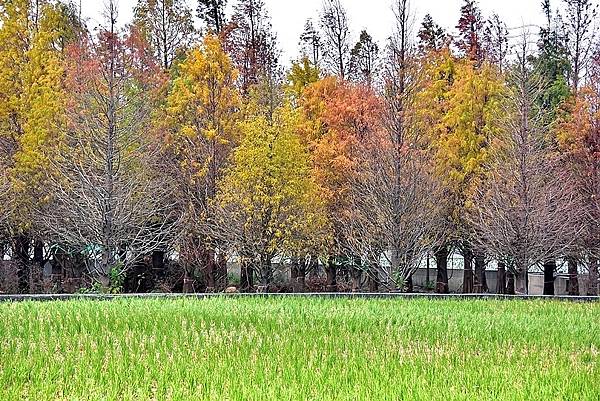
[
  {"xmin": 0, "ymin": 0, "xmax": 80, "ymax": 291},
  {"xmin": 166, "ymin": 34, "xmax": 241, "ymax": 291},
  {"xmin": 215, "ymin": 103, "xmax": 329, "ymax": 290},
  {"xmin": 286, "ymin": 57, "xmax": 320, "ymax": 100},
  {"xmin": 418, "ymin": 50, "xmax": 504, "ymax": 293},
  {"xmin": 0, "ymin": 0, "xmax": 80, "ymax": 197}
]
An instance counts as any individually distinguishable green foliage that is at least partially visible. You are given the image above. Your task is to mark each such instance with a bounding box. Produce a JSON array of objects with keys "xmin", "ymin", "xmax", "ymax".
[
  {"xmin": 532, "ymin": 1, "xmax": 572, "ymax": 117},
  {"xmin": 286, "ymin": 57, "xmax": 320, "ymax": 100},
  {"xmin": 76, "ymin": 264, "xmax": 125, "ymax": 294},
  {"xmin": 418, "ymin": 14, "xmax": 447, "ymax": 53}
]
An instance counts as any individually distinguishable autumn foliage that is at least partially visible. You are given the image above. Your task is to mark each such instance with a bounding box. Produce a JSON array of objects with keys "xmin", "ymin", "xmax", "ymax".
[{"xmin": 0, "ymin": 0, "xmax": 599, "ymax": 296}]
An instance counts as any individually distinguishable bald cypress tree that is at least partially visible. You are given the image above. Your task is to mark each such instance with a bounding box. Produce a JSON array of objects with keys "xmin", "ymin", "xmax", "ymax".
[
  {"xmin": 228, "ymin": 0, "xmax": 279, "ymax": 92},
  {"xmin": 320, "ymin": 0, "xmax": 351, "ymax": 79},
  {"xmin": 299, "ymin": 19, "xmax": 322, "ymax": 67},
  {"xmin": 350, "ymin": 30, "xmax": 379, "ymax": 86},
  {"xmin": 455, "ymin": 0, "xmax": 485, "ymax": 64},
  {"xmin": 483, "ymin": 14, "xmax": 509, "ymax": 72},
  {"xmin": 133, "ymin": 0, "xmax": 196, "ymax": 70}
]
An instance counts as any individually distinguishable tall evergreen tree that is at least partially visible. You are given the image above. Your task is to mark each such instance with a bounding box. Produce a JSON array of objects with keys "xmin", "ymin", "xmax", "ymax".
[
  {"xmin": 534, "ymin": 0, "xmax": 571, "ymax": 118},
  {"xmin": 418, "ymin": 14, "xmax": 447, "ymax": 53},
  {"xmin": 197, "ymin": 0, "xmax": 228, "ymax": 34}
]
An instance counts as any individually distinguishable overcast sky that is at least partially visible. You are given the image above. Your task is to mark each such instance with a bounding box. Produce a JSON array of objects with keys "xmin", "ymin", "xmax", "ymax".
[{"xmin": 81, "ymin": 0, "xmax": 548, "ymax": 63}]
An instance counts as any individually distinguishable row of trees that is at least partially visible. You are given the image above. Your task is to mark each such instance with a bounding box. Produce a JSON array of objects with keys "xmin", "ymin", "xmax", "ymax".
[{"xmin": 0, "ymin": 0, "xmax": 599, "ymax": 295}]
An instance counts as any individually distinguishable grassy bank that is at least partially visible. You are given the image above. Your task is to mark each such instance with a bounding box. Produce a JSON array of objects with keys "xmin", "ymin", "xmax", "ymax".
[{"xmin": 0, "ymin": 297, "xmax": 598, "ymax": 400}]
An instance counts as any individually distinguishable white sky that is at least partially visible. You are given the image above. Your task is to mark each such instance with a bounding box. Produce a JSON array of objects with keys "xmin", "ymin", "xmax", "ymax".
[{"xmin": 81, "ymin": 0, "xmax": 548, "ymax": 63}]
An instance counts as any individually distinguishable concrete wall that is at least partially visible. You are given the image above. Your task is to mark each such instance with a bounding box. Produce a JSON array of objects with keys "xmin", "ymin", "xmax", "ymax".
[
  {"xmin": 2, "ymin": 258, "xmax": 596, "ymax": 295},
  {"xmin": 408, "ymin": 269, "xmax": 592, "ymax": 295},
  {"xmin": 229, "ymin": 262, "xmax": 596, "ymax": 295}
]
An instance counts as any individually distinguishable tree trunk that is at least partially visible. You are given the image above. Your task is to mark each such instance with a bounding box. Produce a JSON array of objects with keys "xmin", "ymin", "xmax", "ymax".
[
  {"xmin": 368, "ymin": 263, "xmax": 379, "ymax": 292},
  {"xmin": 514, "ymin": 267, "xmax": 527, "ymax": 295},
  {"xmin": 14, "ymin": 235, "xmax": 31, "ymax": 293},
  {"xmin": 33, "ymin": 240, "xmax": 44, "ymax": 268},
  {"xmin": 296, "ymin": 259, "xmax": 306, "ymax": 292},
  {"xmin": 326, "ymin": 258, "xmax": 337, "ymax": 292},
  {"xmin": 588, "ymin": 257, "xmax": 599, "ymax": 296},
  {"xmin": 291, "ymin": 257, "xmax": 305, "ymax": 292},
  {"xmin": 152, "ymin": 250, "xmax": 165, "ymax": 271},
  {"xmin": 506, "ymin": 271, "xmax": 515, "ymax": 295},
  {"xmin": 474, "ymin": 250, "xmax": 487, "ymax": 293},
  {"xmin": 240, "ymin": 259, "xmax": 253, "ymax": 292},
  {"xmin": 349, "ymin": 256, "xmax": 361, "ymax": 292},
  {"xmin": 216, "ymin": 252, "xmax": 228, "ymax": 290},
  {"xmin": 204, "ymin": 248, "xmax": 216, "ymax": 292},
  {"xmin": 182, "ymin": 270, "xmax": 194, "ymax": 293},
  {"xmin": 496, "ymin": 262, "xmax": 506, "ymax": 294},
  {"xmin": 543, "ymin": 259, "xmax": 556, "ymax": 296},
  {"xmin": 30, "ymin": 240, "xmax": 45, "ymax": 293},
  {"xmin": 405, "ymin": 275, "xmax": 413, "ymax": 293},
  {"xmin": 351, "ymin": 267, "xmax": 361, "ymax": 292},
  {"xmin": 259, "ymin": 255, "xmax": 272, "ymax": 289},
  {"xmin": 426, "ymin": 255, "xmax": 431, "ymax": 289},
  {"xmin": 291, "ymin": 258, "xmax": 298, "ymax": 282},
  {"xmin": 435, "ymin": 246, "xmax": 449, "ymax": 294},
  {"xmin": 462, "ymin": 247, "xmax": 474, "ymax": 293},
  {"xmin": 567, "ymin": 256, "xmax": 579, "ymax": 296}
]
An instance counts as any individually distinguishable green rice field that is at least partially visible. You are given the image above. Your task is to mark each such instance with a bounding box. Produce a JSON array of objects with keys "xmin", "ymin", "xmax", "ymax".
[{"xmin": 0, "ymin": 297, "xmax": 598, "ymax": 400}]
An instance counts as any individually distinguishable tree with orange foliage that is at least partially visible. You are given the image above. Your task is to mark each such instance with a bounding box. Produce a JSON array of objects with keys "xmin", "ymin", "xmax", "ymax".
[
  {"xmin": 557, "ymin": 53, "xmax": 600, "ymax": 296},
  {"xmin": 299, "ymin": 77, "xmax": 381, "ymax": 290}
]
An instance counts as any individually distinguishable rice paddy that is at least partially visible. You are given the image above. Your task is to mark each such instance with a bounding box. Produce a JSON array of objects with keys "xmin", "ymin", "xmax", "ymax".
[{"xmin": 0, "ymin": 297, "xmax": 598, "ymax": 400}]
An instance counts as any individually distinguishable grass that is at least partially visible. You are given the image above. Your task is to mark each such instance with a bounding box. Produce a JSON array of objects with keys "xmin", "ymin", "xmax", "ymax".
[{"xmin": 0, "ymin": 297, "xmax": 598, "ymax": 401}]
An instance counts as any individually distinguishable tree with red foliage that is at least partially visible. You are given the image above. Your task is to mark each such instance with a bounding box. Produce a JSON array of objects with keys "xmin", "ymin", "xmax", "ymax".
[
  {"xmin": 455, "ymin": 0, "xmax": 485, "ymax": 64},
  {"xmin": 226, "ymin": 0, "xmax": 279, "ymax": 92}
]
